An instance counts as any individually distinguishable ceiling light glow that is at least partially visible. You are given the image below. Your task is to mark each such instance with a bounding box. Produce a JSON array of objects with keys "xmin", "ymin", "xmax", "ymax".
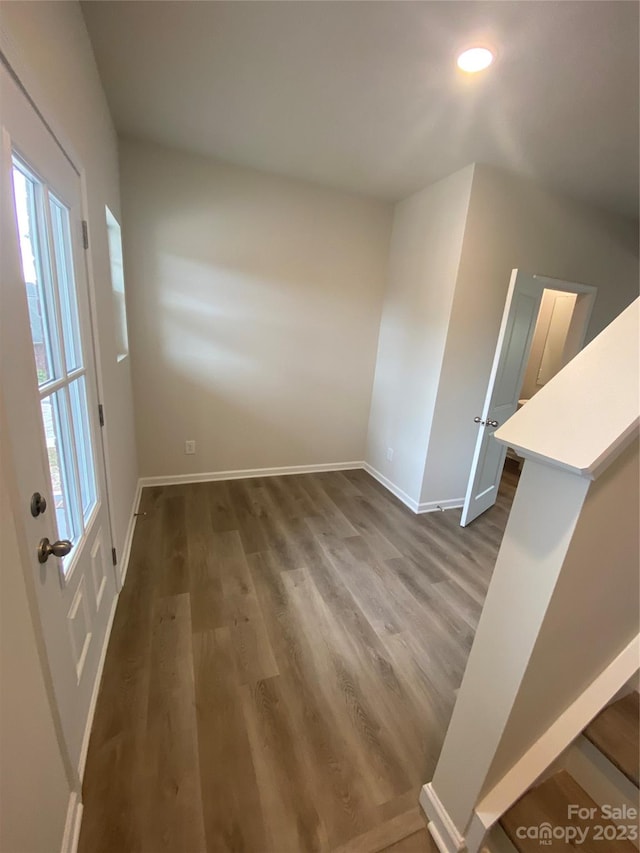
[{"xmin": 457, "ymin": 47, "xmax": 494, "ymax": 73}]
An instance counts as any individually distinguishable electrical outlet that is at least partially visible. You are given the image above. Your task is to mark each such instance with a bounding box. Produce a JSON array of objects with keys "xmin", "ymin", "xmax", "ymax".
[
  {"xmin": 185, "ymin": 440, "xmax": 196, "ymax": 455},
  {"xmin": 386, "ymin": 447, "xmax": 394, "ymax": 461}
]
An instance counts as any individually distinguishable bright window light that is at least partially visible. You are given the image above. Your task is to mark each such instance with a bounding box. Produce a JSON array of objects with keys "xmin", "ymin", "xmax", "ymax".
[
  {"xmin": 105, "ymin": 207, "xmax": 129, "ymax": 362},
  {"xmin": 457, "ymin": 47, "xmax": 494, "ymax": 73}
]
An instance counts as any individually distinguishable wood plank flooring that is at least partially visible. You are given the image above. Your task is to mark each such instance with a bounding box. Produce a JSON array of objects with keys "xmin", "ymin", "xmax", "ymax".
[
  {"xmin": 78, "ymin": 467, "xmax": 518, "ymax": 853},
  {"xmin": 583, "ymin": 691, "xmax": 640, "ymax": 787}
]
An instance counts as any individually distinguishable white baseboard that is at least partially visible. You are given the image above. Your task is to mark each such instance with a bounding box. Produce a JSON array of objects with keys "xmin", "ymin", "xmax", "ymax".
[
  {"xmin": 137, "ymin": 461, "xmax": 465, "ymax": 520},
  {"xmin": 363, "ymin": 463, "xmax": 421, "ymax": 512},
  {"xmin": 427, "ymin": 821, "xmax": 456, "ymax": 853},
  {"xmin": 60, "ymin": 791, "xmax": 83, "ymax": 853},
  {"xmin": 77, "ymin": 594, "xmax": 118, "ymax": 782},
  {"xmin": 118, "ymin": 479, "xmax": 143, "ymax": 588},
  {"xmin": 419, "ymin": 783, "xmax": 466, "ymax": 853},
  {"xmin": 363, "ymin": 464, "xmax": 464, "ymax": 516},
  {"xmin": 417, "ymin": 497, "xmax": 465, "ymax": 514},
  {"xmin": 138, "ymin": 460, "xmax": 364, "ymax": 488}
]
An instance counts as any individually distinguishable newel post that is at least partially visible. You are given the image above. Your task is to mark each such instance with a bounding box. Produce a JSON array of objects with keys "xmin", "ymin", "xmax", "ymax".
[{"xmin": 420, "ymin": 300, "xmax": 639, "ymax": 853}]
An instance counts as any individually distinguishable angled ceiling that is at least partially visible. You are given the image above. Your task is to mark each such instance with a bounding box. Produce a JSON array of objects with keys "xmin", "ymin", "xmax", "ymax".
[{"xmin": 82, "ymin": 0, "xmax": 639, "ymax": 216}]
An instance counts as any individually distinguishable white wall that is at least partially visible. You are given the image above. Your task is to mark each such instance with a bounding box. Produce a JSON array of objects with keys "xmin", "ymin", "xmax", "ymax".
[
  {"xmin": 1, "ymin": 0, "xmax": 139, "ymax": 560},
  {"xmin": 119, "ymin": 137, "xmax": 392, "ymax": 478},
  {"xmin": 419, "ymin": 164, "xmax": 639, "ymax": 505},
  {"xmin": 366, "ymin": 165, "xmax": 475, "ymax": 503},
  {"xmin": 0, "ymin": 3, "xmax": 139, "ymax": 849}
]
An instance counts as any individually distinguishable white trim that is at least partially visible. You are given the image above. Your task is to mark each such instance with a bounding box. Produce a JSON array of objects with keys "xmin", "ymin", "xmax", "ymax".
[
  {"xmin": 0, "ymin": 27, "xmax": 83, "ymax": 173},
  {"xmin": 363, "ymin": 464, "xmax": 464, "ymax": 515},
  {"xmin": 117, "ymin": 479, "xmax": 143, "ymax": 588},
  {"xmin": 500, "ymin": 423, "xmax": 639, "ymax": 481},
  {"xmin": 139, "ymin": 461, "xmax": 364, "ymax": 488},
  {"xmin": 420, "ymin": 783, "xmax": 466, "ymax": 853},
  {"xmin": 426, "ymin": 822, "xmax": 456, "ymax": 853},
  {"xmin": 417, "ymin": 498, "xmax": 465, "ymax": 514},
  {"xmin": 474, "ymin": 635, "xmax": 640, "ymax": 830},
  {"xmin": 80, "ymin": 177, "xmax": 120, "ymax": 592},
  {"xmin": 76, "ymin": 594, "xmax": 118, "ymax": 781},
  {"xmin": 363, "ymin": 463, "xmax": 420, "ymax": 512},
  {"xmin": 60, "ymin": 791, "xmax": 83, "ymax": 853},
  {"xmin": 137, "ymin": 463, "xmax": 465, "ymax": 522}
]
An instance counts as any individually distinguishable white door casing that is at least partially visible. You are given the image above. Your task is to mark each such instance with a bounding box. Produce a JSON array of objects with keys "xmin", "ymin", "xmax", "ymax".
[
  {"xmin": 0, "ymin": 64, "xmax": 117, "ymax": 780},
  {"xmin": 460, "ymin": 270, "xmax": 597, "ymax": 527}
]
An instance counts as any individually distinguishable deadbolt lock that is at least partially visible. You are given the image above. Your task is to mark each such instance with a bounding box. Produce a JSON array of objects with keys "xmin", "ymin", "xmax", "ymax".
[{"xmin": 30, "ymin": 492, "xmax": 47, "ymax": 517}]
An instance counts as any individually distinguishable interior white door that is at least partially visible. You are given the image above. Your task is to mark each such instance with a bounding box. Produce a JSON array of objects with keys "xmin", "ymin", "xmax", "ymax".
[
  {"xmin": 0, "ymin": 64, "xmax": 117, "ymax": 777},
  {"xmin": 460, "ymin": 270, "xmax": 543, "ymax": 526}
]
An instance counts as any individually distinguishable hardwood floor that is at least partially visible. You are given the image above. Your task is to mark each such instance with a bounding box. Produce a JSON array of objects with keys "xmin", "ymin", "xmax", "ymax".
[{"xmin": 79, "ymin": 467, "xmax": 518, "ymax": 853}]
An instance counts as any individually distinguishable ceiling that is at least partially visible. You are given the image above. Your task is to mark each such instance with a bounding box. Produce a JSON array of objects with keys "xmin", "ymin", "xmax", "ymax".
[{"xmin": 82, "ymin": 1, "xmax": 639, "ymax": 216}]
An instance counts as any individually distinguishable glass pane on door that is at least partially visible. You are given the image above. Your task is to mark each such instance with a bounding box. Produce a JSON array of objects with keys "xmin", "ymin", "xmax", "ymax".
[
  {"xmin": 50, "ymin": 194, "xmax": 83, "ymax": 372},
  {"xmin": 12, "ymin": 162, "xmax": 59, "ymax": 386},
  {"xmin": 12, "ymin": 153, "xmax": 101, "ymax": 573},
  {"xmin": 41, "ymin": 392, "xmax": 80, "ymax": 543},
  {"xmin": 69, "ymin": 376, "xmax": 96, "ymax": 521}
]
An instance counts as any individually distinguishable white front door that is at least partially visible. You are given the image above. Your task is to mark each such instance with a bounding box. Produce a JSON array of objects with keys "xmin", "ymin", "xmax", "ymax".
[
  {"xmin": 0, "ymin": 64, "xmax": 117, "ymax": 778},
  {"xmin": 460, "ymin": 269, "xmax": 597, "ymax": 526}
]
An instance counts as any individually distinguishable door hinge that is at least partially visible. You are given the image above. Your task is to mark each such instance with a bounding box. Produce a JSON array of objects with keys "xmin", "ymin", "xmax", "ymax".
[
  {"xmin": 82, "ymin": 220, "xmax": 89, "ymax": 250},
  {"xmin": 98, "ymin": 403, "xmax": 104, "ymax": 427},
  {"xmin": 111, "ymin": 547, "xmax": 117, "ymax": 566}
]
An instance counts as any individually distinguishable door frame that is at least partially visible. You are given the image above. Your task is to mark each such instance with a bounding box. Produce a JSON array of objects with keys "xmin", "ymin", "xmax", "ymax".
[
  {"xmin": 461, "ymin": 271, "xmax": 597, "ymax": 525},
  {"xmin": 0, "ymin": 46, "xmax": 119, "ymax": 587},
  {"xmin": 525, "ymin": 273, "xmax": 598, "ymax": 370},
  {"xmin": 0, "ymin": 45, "xmax": 119, "ymax": 783}
]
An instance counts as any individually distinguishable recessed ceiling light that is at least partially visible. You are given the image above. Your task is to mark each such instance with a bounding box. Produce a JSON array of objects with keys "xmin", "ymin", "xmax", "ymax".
[{"xmin": 457, "ymin": 47, "xmax": 495, "ymax": 73}]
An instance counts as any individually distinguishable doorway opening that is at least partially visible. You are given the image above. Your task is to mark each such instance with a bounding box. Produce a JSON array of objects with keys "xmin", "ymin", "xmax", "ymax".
[
  {"xmin": 461, "ymin": 271, "xmax": 597, "ymax": 527},
  {"xmin": 505, "ymin": 289, "xmax": 579, "ymax": 477}
]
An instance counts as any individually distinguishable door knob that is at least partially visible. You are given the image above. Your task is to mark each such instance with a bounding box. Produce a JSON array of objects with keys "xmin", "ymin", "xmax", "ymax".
[
  {"xmin": 474, "ymin": 416, "xmax": 484, "ymax": 424},
  {"xmin": 30, "ymin": 492, "xmax": 47, "ymax": 517},
  {"xmin": 486, "ymin": 419, "xmax": 499, "ymax": 428},
  {"xmin": 37, "ymin": 537, "xmax": 72, "ymax": 564}
]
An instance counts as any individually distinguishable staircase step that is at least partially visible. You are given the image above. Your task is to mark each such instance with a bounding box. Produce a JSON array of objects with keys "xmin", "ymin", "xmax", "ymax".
[
  {"xmin": 333, "ymin": 808, "xmax": 428, "ymax": 853},
  {"xmin": 379, "ymin": 829, "xmax": 436, "ymax": 852},
  {"xmin": 584, "ymin": 691, "xmax": 639, "ymax": 787},
  {"xmin": 500, "ymin": 770, "xmax": 637, "ymax": 852}
]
